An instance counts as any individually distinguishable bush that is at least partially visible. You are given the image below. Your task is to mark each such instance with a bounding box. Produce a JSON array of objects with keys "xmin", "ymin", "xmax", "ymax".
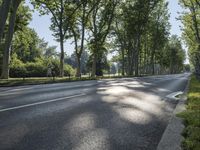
[
  {"xmin": 49, "ymin": 59, "xmax": 75, "ymax": 77},
  {"xmin": 64, "ymin": 64, "xmax": 75, "ymax": 76},
  {"xmin": 51, "ymin": 59, "xmax": 60, "ymax": 77},
  {"xmin": 9, "ymin": 55, "xmax": 75, "ymax": 78},
  {"xmin": 10, "ymin": 54, "xmax": 27, "ymax": 78},
  {"xmin": 10, "ymin": 64, "xmax": 27, "ymax": 78},
  {"xmin": 25, "ymin": 62, "xmax": 47, "ymax": 77},
  {"xmin": 10, "ymin": 55, "xmax": 47, "ymax": 77}
]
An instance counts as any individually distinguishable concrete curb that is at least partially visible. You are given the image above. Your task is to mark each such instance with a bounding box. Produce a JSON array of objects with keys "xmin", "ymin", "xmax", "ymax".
[{"xmin": 156, "ymin": 77, "xmax": 190, "ymax": 150}]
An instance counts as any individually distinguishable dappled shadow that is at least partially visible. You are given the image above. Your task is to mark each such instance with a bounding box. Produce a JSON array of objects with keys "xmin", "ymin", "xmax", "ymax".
[{"xmin": 0, "ymin": 77, "xmax": 183, "ymax": 150}]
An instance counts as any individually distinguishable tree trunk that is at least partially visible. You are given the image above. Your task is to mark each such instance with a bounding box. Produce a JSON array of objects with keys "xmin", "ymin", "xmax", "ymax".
[
  {"xmin": 151, "ymin": 52, "xmax": 155, "ymax": 75},
  {"xmin": 121, "ymin": 47, "xmax": 125, "ymax": 76},
  {"xmin": 134, "ymin": 49, "xmax": 139, "ymax": 77},
  {"xmin": 71, "ymin": 26, "xmax": 80, "ymax": 78},
  {"xmin": 128, "ymin": 39, "xmax": 134, "ymax": 76},
  {"xmin": 144, "ymin": 35, "xmax": 148, "ymax": 74},
  {"xmin": 135, "ymin": 34, "xmax": 141, "ymax": 77},
  {"xmin": 1, "ymin": 0, "xmax": 21, "ymax": 79},
  {"xmin": 0, "ymin": 0, "xmax": 12, "ymax": 42},
  {"xmin": 75, "ymin": 3, "xmax": 86, "ymax": 78},
  {"xmin": 76, "ymin": 56, "xmax": 81, "ymax": 77},
  {"xmin": 151, "ymin": 37, "xmax": 156, "ymax": 75},
  {"xmin": 59, "ymin": 0, "xmax": 64, "ymax": 77},
  {"xmin": 59, "ymin": 37, "xmax": 64, "ymax": 77},
  {"xmin": 91, "ymin": 53, "xmax": 97, "ymax": 77}
]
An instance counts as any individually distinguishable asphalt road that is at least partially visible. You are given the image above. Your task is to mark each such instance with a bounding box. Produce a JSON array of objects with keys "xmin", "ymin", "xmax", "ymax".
[{"xmin": 0, "ymin": 73, "xmax": 190, "ymax": 150}]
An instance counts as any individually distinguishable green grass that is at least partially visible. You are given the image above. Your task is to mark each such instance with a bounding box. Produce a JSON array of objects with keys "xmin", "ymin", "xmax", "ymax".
[
  {"xmin": 178, "ymin": 75, "xmax": 200, "ymax": 150},
  {"xmin": 0, "ymin": 75, "xmax": 130, "ymax": 87},
  {"xmin": 0, "ymin": 77, "xmax": 94, "ymax": 87}
]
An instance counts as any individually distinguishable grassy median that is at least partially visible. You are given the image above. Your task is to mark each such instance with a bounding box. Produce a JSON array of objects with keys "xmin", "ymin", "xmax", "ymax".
[{"xmin": 178, "ymin": 75, "xmax": 200, "ymax": 150}]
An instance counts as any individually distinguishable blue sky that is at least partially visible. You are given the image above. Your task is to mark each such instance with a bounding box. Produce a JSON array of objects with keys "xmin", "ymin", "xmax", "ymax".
[
  {"xmin": 26, "ymin": 0, "xmax": 189, "ymax": 63},
  {"xmin": 168, "ymin": 0, "xmax": 182, "ymax": 36}
]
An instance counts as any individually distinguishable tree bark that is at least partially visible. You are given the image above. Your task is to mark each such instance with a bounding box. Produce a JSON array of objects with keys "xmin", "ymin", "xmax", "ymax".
[
  {"xmin": 127, "ymin": 40, "xmax": 132, "ymax": 76},
  {"xmin": 76, "ymin": 56, "xmax": 81, "ymax": 77},
  {"xmin": 0, "ymin": 0, "xmax": 12, "ymax": 42},
  {"xmin": 135, "ymin": 34, "xmax": 141, "ymax": 77},
  {"xmin": 72, "ymin": 25, "xmax": 82, "ymax": 78},
  {"xmin": 1, "ymin": 0, "xmax": 21, "ymax": 79},
  {"xmin": 121, "ymin": 47, "xmax": 125, "ymax": 76},
  {"xmin": 150, "ymin": 51, "xmax": 155, "ymax": 75},
  {"xmin": 59, "ymin": 0, "xmax": 65, "ymax": 77},
  {"xmin": 91, "ymin": 53, "xmax": 97, "ymax": 77},
  {"xmin": 75, "ymin": 2, "xmax": 86, "ymax": 78},
  {"xmin": 59, "ymin": 35, "xmax": 64, "ymax": 77}
]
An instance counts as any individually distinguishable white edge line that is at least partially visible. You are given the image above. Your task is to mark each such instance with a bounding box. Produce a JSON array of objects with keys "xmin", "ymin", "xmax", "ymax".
[
  {"xmin": 166, "ymin": 91, "xmax": 183, "ymax": 100},
  {"xmin": 0, "ymin": 83, "xmax": 97, "ymax": 96},
  {"xmin": 0, "ymin": 93, "xmax": 86, "ymax": 113}
]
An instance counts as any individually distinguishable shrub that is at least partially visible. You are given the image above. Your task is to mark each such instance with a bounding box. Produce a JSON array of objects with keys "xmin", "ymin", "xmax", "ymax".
[
  {"xmin": 64, "ymin": 64, "xmax": 75, "ymax": 77},
  {"xmin": 9, "ymin": 55, "xmax": 75, "ymax": 78},
  {"xmin": 51, "ymin": 59, "xmax": 60, "ymax": 77},
  {"xmin": 25, "ymin": 62, "xmax": 47, "ymax": 77},
  {"xmin": 10, "ymin": 54, "xmax": 27, "ymax": 78}
]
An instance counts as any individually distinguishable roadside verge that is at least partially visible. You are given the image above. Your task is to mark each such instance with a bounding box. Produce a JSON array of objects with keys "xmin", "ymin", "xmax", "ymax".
[{"xmin": 156, "ymin": 76, "xmax": 190, "ymax": 150}]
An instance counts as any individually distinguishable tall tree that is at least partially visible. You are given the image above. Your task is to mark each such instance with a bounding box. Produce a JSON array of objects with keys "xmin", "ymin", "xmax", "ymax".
[
  {"xmin": 70, "ymin": 0, "xmax": 97, "ymax": 77},
  {"xmin": 179, "ymin": 0, "xmax": 200, "ymax": 76},
  {"xmin": 32, "ymin": 0, "xmax": 80, "ymax": 77},
  {"xmin": 1, "ymin": 0, "xmax": 22, "ymax": 79},
  {"xmin": 88, "ymin": 0, "xmax": 118, "ymax": 77},
  {"xmin": 111, "ymin": 0, "xmax": 177, "ymax": 76},
  {"xmin": 168, "ymin": 35, "xmax": 185, "ymax": 74}
]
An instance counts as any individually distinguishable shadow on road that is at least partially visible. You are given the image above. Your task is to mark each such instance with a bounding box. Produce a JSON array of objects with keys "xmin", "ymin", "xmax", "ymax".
[{"xmin": 0, "ymin": 76, "xmax": 188, "ymax": 150}]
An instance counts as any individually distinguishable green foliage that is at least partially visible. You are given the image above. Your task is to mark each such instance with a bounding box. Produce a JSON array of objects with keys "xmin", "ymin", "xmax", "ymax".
[
  {"xmin": 31, "ymin": 0, "xmax": 83, "ymax": 77},
  {"xmin": 15, "ymin": 2, "xmax": 32, "ymax": 32},
  {"xmin": 10, "ymin": 53, "xmax": 27, "ymax": 78},
  {"xmin": 25, "ymin": 59, "xmax": 47, "ymax": 77},
  {"xmin": 9, "ymin": 52, "xmax": 75, "ymax": 78},
  {"xmin": 167, "ymin": 35, "xmax": 186, "ymax": 73},
  {"xmin": 64, "ymin": 64, "xmax": 75, "ymax": 76},
  {"xmin": 0, "ymin": 0, "xmax": 188, "ymax": 79},
  {"xmin": 178, "ymin": 75, "xmax": 200, "ymax": 150},
  {"xmin": 87, "ymin": 0, "xmax": 118, "ymax": 76},
  {"xmin": 112, "ymin": 0, "xmax": 174, "ymax": 76},
  {"xmin": 179, "ymin": 0, "xmax": 200, "ymax": 75},
  {"xmin": 12, "ymin": 28, "xmax": 42, "ymax": 62}
]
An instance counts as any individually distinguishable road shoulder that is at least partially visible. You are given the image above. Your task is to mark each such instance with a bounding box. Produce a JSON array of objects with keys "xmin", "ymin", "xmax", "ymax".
[{"xmin": 156, "ymin": 77, "xmax": 190, "ymax": 150}]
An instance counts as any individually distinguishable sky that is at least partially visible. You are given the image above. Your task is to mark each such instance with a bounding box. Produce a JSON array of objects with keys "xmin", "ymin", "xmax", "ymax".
[
  {"xmin": 168, "ymin": 0, "xmax": 182, "ymax": 36},
  {"xmin": 25, "ymin": 0, "xmax": 189, "ymax": 63}
]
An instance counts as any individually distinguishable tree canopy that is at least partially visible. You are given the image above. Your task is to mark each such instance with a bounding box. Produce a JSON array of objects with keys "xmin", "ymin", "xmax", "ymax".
[{"xmin": 0, "ymin": 0, "xmax": 187, "ymax": 79}]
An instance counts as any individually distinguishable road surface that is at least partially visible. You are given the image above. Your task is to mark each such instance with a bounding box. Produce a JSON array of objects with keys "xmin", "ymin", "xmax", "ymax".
[{"xmin": 0, "ymin": 73, "xmax": 190, "ymax": 150}]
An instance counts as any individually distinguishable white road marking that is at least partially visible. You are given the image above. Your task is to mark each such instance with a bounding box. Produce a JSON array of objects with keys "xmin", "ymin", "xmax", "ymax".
[
  {"xmin": 166, "ymin": 91, "xmax": 183, "ymax": 100},
  {"xmin": 3, "ymin": 87, "xmax": 33, "ymax": 92},
  {"xmin": 0, "ymin": 92, "xmax": 24, "ymax": 96},
  {"xmin": 0, "ymin": 83, "xmax": 98, "ymax": 96},
  {"xmin": 0, "ymin": 93, "xmax": 86, "ymax": 112}
]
